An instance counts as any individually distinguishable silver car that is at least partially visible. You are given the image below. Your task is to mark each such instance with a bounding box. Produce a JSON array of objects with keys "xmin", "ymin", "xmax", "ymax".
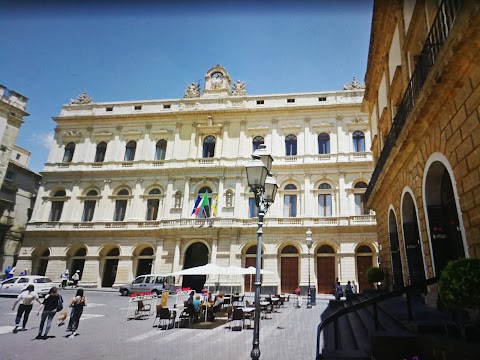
[{"xmin": 0, "ymin": 276, "xmax": 53, "ymax": 297}]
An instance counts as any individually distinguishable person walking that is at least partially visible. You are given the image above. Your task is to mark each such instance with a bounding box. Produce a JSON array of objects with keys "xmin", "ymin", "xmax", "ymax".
[
  {"xmin": 335, "ymin": 282, "xmax": 343, "ymax": 300},
  {"xmin": 12, "ymin": 284, "xmax": 42, "ymax": 333},
  {"xmin": 66, "ymin": 288, "xmax": 87, "ymax": 338},
  {"xmin": 36, "ymin": 286, "xmax": 62, "ymax": 339},
  {"xmin": 60, "ymin": 270, "xmax": 69, "ymax": 289},
  {"xmin": 72, "ymin": 270, "xmax": 80, "ymax": 288}
]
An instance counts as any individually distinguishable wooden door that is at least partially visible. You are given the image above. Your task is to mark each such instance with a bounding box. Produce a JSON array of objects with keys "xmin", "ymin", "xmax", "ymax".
[
  {"xmin": 317, "ymin": 257, "xmax": 335, "ymax": 294},
  {"xmin": 281, "ymin": 257, "xmax": 298, "ymax": 293},
  {"xmin": 244, "ymin": 257, "xmax": 263, "ymax": 292},
  {"xmin": 356, "ymin": 256, "xmax": 373, "ymax": 292}
]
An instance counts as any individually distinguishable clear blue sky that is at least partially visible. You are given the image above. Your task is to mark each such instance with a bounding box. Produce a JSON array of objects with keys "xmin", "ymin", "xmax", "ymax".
[{"xmin": 0, "ymin": 0, "xmax": 373, "ymax": 173}]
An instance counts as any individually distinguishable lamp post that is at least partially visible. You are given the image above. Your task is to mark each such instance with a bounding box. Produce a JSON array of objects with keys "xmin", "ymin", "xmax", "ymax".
[
  {"xmin": 306, "ymin": 229, "xmax": 313, "ymax": 309},
  {"xmin": 245, "ymin": 144, "xmax": 278, "ymax": 360}
]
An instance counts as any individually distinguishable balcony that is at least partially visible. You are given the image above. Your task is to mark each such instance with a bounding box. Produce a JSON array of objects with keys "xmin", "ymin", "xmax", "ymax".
[
  {"xmin": 28, "ymin": 215, "xmax": 376, "ymax": 231},
  {"xmin": 365, "ymin": 0, "xmax": 461, "ymax": 202}
]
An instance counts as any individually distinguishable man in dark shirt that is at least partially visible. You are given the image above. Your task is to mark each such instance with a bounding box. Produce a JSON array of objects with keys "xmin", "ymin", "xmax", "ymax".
[{"xmin": 36, "ymin": 287, "xmax": 61, "ymax": 339}]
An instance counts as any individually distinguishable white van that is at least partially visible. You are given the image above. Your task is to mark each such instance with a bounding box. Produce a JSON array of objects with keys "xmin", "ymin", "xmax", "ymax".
[{"xmin": 119, "ymin": 274, "xmax": 175, "ymax": 296}]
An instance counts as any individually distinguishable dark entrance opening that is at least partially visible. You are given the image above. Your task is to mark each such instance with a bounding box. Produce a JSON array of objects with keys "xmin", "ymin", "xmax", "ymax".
[
  {"xmin": 70, "ymin": 248, "xmax": 86, "ymax": 280},
  {"xmin": 425, "ymin": 163, "xmax": 465, "ymax": 276},
  {"xmin": 38, "ymin": 249, "xmax": 50, "ymax": 276},
  {"xmin": 136, "ymin": 247, "xmax": 154, "ymax": 276},
  {"xmin": 402, "ymin": 193, "xmax": 426, "ymax": 286},
  {"xmin": 388, "ymin": 210, "xmax": 404, "ymax": 289},
  {"xmin": 102, "ymin": 248, "xmax": 119, "ymax": 287},
  {"xmin": 182, "ymin": 242, "xmax": 208, "ymax": 292}
]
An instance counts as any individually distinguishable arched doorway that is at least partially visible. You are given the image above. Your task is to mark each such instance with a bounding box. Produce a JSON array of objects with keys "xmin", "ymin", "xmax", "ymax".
[
  {"xmin": 102, "ymin": 247, "xmax": 120, "ymax": 287},
  {"xmin": 135, "ymin": 247, "xmax": 154, "ymax": 276},
  {"xmin": 280, "ymin": 245, "xmax": 299, "ymax": 294},
  {"xmin": 425, "ymin": 161, "xmax": 465, "ymax": 275},
  {"xmin": 316, "ymin": 245, "xmax": 335, "ymax": 294},
  {"xmin": 69, "ymin": 247, "xmax": 86, "ymax": 280},
  {"xmin": 244, "ymin": 245, "xmax": 263, "ymax": 292},
  {"xmin": 389, "ymin": 210, "xmax": 404, "ymax": 289},
  {"xmin": 182, "ymin": 242, "xmax": 208, "ymax": 292},
  {"xmin": 402, "ymin": 192, "xmax": 426, "ymax": 285},
  {"xmin": 356, "ymin": 245, "xmax": 374, "ymax": 292},
  {"xmin": 33, "ymin": 248, "xmax": 50, "ymax": 276}
]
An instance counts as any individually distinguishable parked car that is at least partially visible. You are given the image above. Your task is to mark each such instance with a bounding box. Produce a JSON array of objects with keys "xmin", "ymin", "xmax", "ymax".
[
  {"xmin": 0, "ymin": 276, "xmax": 54, "ymax": 297},
  {"xmin": 119, "ymin": 274, "xmax": 175, "ymax": 296}
]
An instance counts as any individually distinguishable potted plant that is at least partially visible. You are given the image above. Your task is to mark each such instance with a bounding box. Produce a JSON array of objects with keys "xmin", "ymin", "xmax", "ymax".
[
  {"xmin": 439, "ymin": 258, "xmax": 480, "ymax": 323},
  {"xmin": 366, "ymin": 266, "xmax": 385, "ymax": 290}
]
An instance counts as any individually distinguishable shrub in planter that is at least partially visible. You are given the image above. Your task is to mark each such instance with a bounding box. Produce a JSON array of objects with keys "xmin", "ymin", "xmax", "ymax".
[
  {"xmin": 439, "ymin": 258, "xmax": 480, "ymax": 310},
  {"xmin": 366, "ymin": 267, "xmax": 385, "ymax": 285}
]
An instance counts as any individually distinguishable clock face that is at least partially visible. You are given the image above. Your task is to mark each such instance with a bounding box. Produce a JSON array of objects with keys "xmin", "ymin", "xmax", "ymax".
[{"xmin": 211, "ymin": 72, "xmax": 223, "ymax": 82}]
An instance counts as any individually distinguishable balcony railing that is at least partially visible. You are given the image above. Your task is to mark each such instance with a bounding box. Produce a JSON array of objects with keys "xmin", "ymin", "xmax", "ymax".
[
  {"xmin": 365, "ymin": 0, "xmax": 461, "ymax": 202},
  {"xmin": 30, "ymin": 215, "xmax": 376, "ymax": 231}
]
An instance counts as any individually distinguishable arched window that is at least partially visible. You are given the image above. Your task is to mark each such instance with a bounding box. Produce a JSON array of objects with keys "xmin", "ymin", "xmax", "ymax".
[
  {"xmin": 114, "ymin": 189, "xmax": 129, "ymax": 221},
  {"xmin": 63, "ymin": 143, "xmax": 75, "ymax": 163},
  {"xmin": 318, "ymin": 183, "xmax": 332, "ymax": 217},
  {"xmin": 284, "ymin": 184, "xmax": 297, "ymax": 217},
  {"xmin": 354, "ymin": 181, "xmax": 369, "ymax": 215},
  {"xmin": 155, "ymin": 139, "xmax": 167, "ymax": 161},
  {"xmin": 82, "ymin": 190, "xmax": 98, "ymax": 222},
  {"xmin": 146, "ymin": 188, "xmax": 161, "ymax": 221},
  {"xmin": 202, "ymin": 136, "xmax": 216, "ymax": 158},
  {"xmin": 318, "ymin": 133, "xmax": 330, "ymax": 154},
  {"xmin": 197, "ymin": 187, "xmax": 212, "ymax": 218},
  {"xmin": 353, "ymin": 131, "xmax": 365, "ymax": 152},
  {"xmin": 49, "ymin": 190, "xmax": 66, "ymax": 221},
  {"xmin": 94, "ymin": 142, "xmax": 107, "ymax": 163},
  {"xmin": 124, "ymin": 141, "xmax": 136, "ymax": 161},
  {"xmin": 174, "ymin": 191, "xmax": 182, "ymax": 208},
  {"xmin": 285, "ymin": 134, "xmax": 297, "ymax": 156},
  {"xmin": 252, "ymin": 136, "xmax": 264, "ymax": 152}
]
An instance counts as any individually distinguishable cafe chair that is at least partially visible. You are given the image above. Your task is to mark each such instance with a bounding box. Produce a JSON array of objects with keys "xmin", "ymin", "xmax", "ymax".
[
  {"xmin": 230, "ymin": 308, "xmax": 244, "ymax": 331},
  {"xmin": 154, "ymin": 307, "xmax": 175, "ymax": 330},
  {"xmin": 135, "ymin": 300, "xmax": 151, "ymax": 319}
]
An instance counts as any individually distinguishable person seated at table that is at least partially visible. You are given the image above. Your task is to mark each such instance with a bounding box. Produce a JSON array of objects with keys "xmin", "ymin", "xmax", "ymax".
[
  {"xmin": 207, "ymin": 292, "xmax": 215, "ymax": 304},
  {"xmin": 193, "ymin": 295, "xmax": 202, "ymax": 311},
  {"xmin": 186, "ymin": 291, "xmax": 195, "ymax": 305},
  {"xmin": 208, "ymin": 292, "xmax": 224, "ymax": 321}
]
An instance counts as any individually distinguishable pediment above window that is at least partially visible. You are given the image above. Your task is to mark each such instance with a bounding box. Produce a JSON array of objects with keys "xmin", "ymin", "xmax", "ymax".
[
  {"xmin": 279, "ymin": 124, "xmax": 302, "ymax": 134},
  {"xmin": 312, "ymin": 122, "xmax": 333, "ymax": 130},
  {"xmin": 92, "ymin": 131, "xmax": 114, "ymax": 139},
  {"xmin": 246, "ymin": 125, "xmax": 269, "ymax": 135},
  {"xmin": 151, "ymin": 128, "xmax": 173, "ymax": 135},
  {"xmin": 63, "ymin": 129, "xmax": 82, "ymax": 138},
  {"xmin": 346, "ymin": 117, "xmax": 369, "ymax": 128},
  {"xmin": 122, "ymin": 129, "xmax": 143, "ymax": 136},
  {"xmin": 196, "ymin": 123, "xmax": 222, "ymax": 135}
]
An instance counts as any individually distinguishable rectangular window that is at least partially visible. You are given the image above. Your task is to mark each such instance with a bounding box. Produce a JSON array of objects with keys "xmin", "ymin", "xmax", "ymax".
[
  {"xmin": 163, "ymin": 104, "xmax": 171, "ymax": 109},
  {"xmin": 319, "ymin": 194, "xmax": 332, "ymax": 217},
  {"xmin": 318, "ymin": 97, "xmax": 327, "ymax": 101},
  {"xmin": 106, "ymin": 107, "xmax": 113, "ymax": 112},
  {"xmin": 5, "ymin": 171, "xmax": 14, "ymax": 181},
  {"xmin": 287, "ymin": 98, "xmax": 295, "ymax": 103},
  {"xmin": 15, "ymin": 154, "xmax": 21, "ymax": 160},
  {"xmin": 256, "ymin": 100, "xmax": 264, "ymax": 105},
  {"xmin": 249, "ymin": 198, "xmax": 258, "ymax": 218},
  {"xmin": 134, "ymin": 105, "xmax": 142, "ymax": 110},
  {"xmin": 82, "ymin": 201, "xmax": 96, "ymax": 222},
  {"xmin": 354, "ymin": 194, "xmax": 369, "ymax": 215},
  {"xmin": 283, "ymin": 195, "xmax": 297, "ymax": 217}
]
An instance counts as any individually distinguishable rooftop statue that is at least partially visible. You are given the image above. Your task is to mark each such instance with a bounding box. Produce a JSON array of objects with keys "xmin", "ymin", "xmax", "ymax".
[
  {"xmin": 232, "ymin": 80, "xmax": 247, "ymax": 96},
  {"xmin": 70, "ymin": 91, "xmax": 92, "ymax": 105},
  {"xmin": 184, "ymin": 82, "xmax": 201, "ymax": 98},
  {"xmin": 343, "ymin": 77, "xmax": 366, "ymax": 90}
]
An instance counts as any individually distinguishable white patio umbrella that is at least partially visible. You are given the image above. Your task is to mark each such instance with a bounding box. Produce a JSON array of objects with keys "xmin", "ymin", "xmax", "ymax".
[{"xmin": 245, "ymin": 266, "xmax": 273, "ymax": 293}]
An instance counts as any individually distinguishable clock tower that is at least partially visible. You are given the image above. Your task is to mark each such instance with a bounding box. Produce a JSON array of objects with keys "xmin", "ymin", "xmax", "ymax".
[{"xmin": 203, "ymin": 65, "xmax": 232, "ymax": 97}]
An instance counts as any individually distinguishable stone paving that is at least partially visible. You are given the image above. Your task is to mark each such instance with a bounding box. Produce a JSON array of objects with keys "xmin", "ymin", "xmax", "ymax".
[{"xmin": 0, "ymin": 290, "xmax": 332, "ymax": 360}]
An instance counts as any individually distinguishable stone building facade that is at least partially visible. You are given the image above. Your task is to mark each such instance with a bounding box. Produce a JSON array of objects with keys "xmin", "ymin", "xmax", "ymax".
[
  {"xmin": 0, "ymin": 86, "xmax": 41, "ymax": 270},
  {"xmin": 362, "ymin": 0, "xmax": 480, "ymax": 292},
  {"xmin": 18, "ymin": 65, "xmax": 378, "ymax": 294}
]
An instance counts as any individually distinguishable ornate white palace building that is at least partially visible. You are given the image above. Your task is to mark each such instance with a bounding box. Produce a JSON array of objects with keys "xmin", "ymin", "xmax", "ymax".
[{"xmin": 17, "ymin": 66, "xmax": 378, "ymax": 294}]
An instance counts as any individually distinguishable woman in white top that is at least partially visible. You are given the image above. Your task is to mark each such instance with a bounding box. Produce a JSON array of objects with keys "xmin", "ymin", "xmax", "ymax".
[{"xmin": 12, "ymin": 284, "xmax": 42, "ymax": 333}]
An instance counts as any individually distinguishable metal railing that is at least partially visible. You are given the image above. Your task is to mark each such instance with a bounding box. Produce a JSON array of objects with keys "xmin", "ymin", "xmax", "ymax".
[
  {"xmin": 315, "ymin": 277, "xmax": 438, "ymax": 359},
  {"xmin": 365, "ymin": 0, "xmax": 461, "ymax": 202}
]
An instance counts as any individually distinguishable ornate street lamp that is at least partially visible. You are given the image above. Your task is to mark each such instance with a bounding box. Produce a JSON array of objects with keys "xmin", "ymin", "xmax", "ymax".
[
  {"xmin": 245, "ymin": 144, "xmax": 277, "ymax": 360},
  {"xmin": 306, "ymin": 228, "xmax": 313, "ymax": 309}
]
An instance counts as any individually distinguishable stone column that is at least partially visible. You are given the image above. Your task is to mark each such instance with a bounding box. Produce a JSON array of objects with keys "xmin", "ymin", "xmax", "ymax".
[
  {"xmin": 81, "ymin": 259, "xmax": 101, "ymax": 287},
  {"xmin": 271, "ymin": 118, "xmax": 278, "ymax": 155},
  {"xmin": 153, "ymin": 239, "xmax": 164, "ymax": 273},
  {"xmin": 173, "ymin": 239, "xmax": 181, "ymax": 273},
  {"xmin": 234, "ymin": 176, "xmax": 243, "ymax": 218},
  {"xmin": 216, "ymin": 176, "xmax": 224, "ymax": 216},
  {"xmin": 129, "ymin": 179, "xmax": 144, "ymax": 221},
  {"xmin": 181, "ymin": 178, "xmax": 191, "ymax": 218},
  {"xmin": 114, "ymin": 258, "xmax": 133, "ymax": 286}
]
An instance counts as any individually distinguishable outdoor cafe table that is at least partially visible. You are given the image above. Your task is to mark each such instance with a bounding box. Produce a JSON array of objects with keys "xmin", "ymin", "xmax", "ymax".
[{"xmin": 240, "ymin": 307, "xmax": 255, "ymax": 328}]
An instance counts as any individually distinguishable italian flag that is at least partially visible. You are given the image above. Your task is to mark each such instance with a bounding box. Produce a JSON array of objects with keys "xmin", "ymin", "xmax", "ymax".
[{"xmin": 191, "ymin": 192, "xmax": 210, "ymax": 217}]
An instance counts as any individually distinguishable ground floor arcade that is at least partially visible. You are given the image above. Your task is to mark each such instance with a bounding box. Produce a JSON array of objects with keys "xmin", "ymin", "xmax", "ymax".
[{"xmin": 16, "ymin": 225, "xmax": 378, "ymax": 294}]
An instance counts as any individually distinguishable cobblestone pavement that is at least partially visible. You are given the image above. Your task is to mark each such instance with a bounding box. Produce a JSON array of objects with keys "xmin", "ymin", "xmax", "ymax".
[{"xmin": 0, "ymin": 290, "xmax": 331, "ymax": 360}]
